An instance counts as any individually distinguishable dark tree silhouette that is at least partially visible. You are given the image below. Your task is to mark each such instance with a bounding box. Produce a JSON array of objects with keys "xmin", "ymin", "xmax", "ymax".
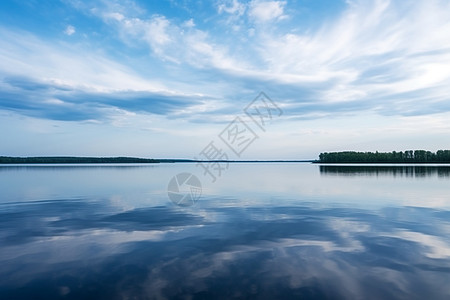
[
  {"xmin": 0, "ymin": 156, "xmax": 160, "ymax": 164},
  {"xmin": 318, "ymin": 150, "xmax": 450, "ymax": 163}
]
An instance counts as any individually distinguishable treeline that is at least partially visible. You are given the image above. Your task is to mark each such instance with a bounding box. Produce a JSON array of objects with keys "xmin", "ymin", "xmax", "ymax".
[
  {"xmin": 0, "ymin": 156, "xmax": 160, "ymax": 164},
  {"xmin": 318, "ymin": 150, "xmax": 450, "ymax": 163}
]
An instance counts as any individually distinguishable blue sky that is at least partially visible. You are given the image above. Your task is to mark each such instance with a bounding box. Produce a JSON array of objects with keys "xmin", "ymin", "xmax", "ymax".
[{"xmin": 1, "ymin": 0, "xmax": 450, "ymax": 159}]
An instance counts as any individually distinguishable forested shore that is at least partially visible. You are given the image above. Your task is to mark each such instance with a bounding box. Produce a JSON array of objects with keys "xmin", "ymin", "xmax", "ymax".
[
  {"xmin": 0, "ymin": 156, "xmax": 160, "ymax": 164},
  {"xmin": 3, "ymin": 151, "xmax": 450, "ymax": 164},
  {"xmin": 318, "ymin": 150, "xmax": 450, "ymax": 163}
]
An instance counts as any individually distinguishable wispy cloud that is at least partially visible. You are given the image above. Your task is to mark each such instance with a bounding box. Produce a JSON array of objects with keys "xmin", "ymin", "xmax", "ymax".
[
  {"xmin": 100, "ymin": 9, "xmax": 245, "ymax": 73},
  {"xmin": 218, "ymin": 0, "xmax": 246, "ymax": 16},
  {"xmin": 3, "ymin": 0, "xmax": 450, "ymax": 121},
  {"xmin": 64, "ymin": 25, "xmax": 76, "ymax": 36},
  {"xmin": 248, "ymin": 0, "xmax": 287, "ymax": 23},
  {"xmin": 0, "ymin": 75, "xmax": 211, "ymax": 121},
  {"xmin": 0, "ymin": 27, "xmax": 217, "ymax": 122},
  {"xmin": 254, "ymin": 0, "xmax": 450, "ymax": 115}
]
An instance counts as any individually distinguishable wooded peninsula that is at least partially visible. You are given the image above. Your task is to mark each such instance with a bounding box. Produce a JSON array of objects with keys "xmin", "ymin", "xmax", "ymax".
[
  {"xmin": 318, "ymin": 150, "xmax": 450, "ymax": 163},
  {"xmin": 0, "ymin": 157, "xmax": 180, "ymax": 164},
  {"xmin": 0, "ymin": 157, "xmax": 311, "ymax": 164}
]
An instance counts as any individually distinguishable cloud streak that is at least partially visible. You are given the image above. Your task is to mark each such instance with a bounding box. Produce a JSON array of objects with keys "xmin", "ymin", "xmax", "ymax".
[
  {"xmin": 3, "ymin": 0, "xmax": 450, "ymax": 122},
  {"xmin": 1, "ymin": 0, "xmax": 450, "ymax": 156},
  {"xmin": 0, "ymin": 75, "xmax": 214, "ymax": 121}
]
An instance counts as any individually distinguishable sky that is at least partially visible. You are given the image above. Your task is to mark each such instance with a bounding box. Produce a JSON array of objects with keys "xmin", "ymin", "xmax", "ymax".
[{"xmin": 1, "ymin": 0, "xmax": 450, "ymax": 160}]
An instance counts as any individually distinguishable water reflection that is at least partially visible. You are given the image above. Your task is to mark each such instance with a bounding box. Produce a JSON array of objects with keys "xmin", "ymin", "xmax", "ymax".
[
  {"xmin": 1, "ymin": 198, "xmax": 450, "ymax": 299},
  {"xmin": 0, "ymin": 164, "xmax": 450, "ymax": 299},
  {"xmin": 320, "ymin": 165, "xmax": 450, "ymax": 178}
]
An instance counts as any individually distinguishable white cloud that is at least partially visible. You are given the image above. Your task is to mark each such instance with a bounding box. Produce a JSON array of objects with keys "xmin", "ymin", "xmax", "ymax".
[
  {"xmin": 23, "ymin": 0, "xmax": 450, "ymax": 120},
  {"xmin": 218, "ymin": 0, "xmax": 246, "ymax": 16},
  {"xmin": 102, "ymin": 9, "xmax": 246, "ymax": 72},
  {"xmin": 0, "ymin": 28, "xmax": 177, "ymax": 94},
  {"xmin": 248, "ymin": 0, "xmax": 286, "ymax": 23},
  {"xmin": 253, "ymin": 0, "xmax": 450, "ymax": 108},
  {"xmin": 183, "ymin": 18, "xmax": 195, "ymax": 28},
  {"xmin": 64, "ymin": 25, "xmax": 76, "ymax": 36},
  {"xmin": 105, "ymin": 12, "xmax": 125, "ymax": 21}
]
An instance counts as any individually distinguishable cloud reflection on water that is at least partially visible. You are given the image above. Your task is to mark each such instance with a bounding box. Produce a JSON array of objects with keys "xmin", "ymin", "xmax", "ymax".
[{"xmin": 1, "ymin": 196, "xmax": 450, "ymax": 299}]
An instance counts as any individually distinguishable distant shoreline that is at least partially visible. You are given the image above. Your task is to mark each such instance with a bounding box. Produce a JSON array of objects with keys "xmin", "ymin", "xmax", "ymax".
[
  {"xmin": 3, "ymin": 153, "xmax": 450, "ymax": 164},
  {"xmin": 317, "ymin": 150, "xmax": 450, "ymax": 164},
  {"xmin": 0, "ymin": 156, "xmax": 315, "ymax": 164}
]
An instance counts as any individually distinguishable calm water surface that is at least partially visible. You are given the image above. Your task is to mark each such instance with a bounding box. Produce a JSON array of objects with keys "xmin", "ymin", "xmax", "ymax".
[{"xmin": 1, "ymin": 163, "xmax": 450, "ymax": 299}]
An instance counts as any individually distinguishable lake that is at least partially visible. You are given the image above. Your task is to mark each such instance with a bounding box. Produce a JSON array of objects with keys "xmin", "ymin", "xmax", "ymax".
[{"xmin": 1, "ymin": 163, "xmax": 450, "ymax": 299}]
